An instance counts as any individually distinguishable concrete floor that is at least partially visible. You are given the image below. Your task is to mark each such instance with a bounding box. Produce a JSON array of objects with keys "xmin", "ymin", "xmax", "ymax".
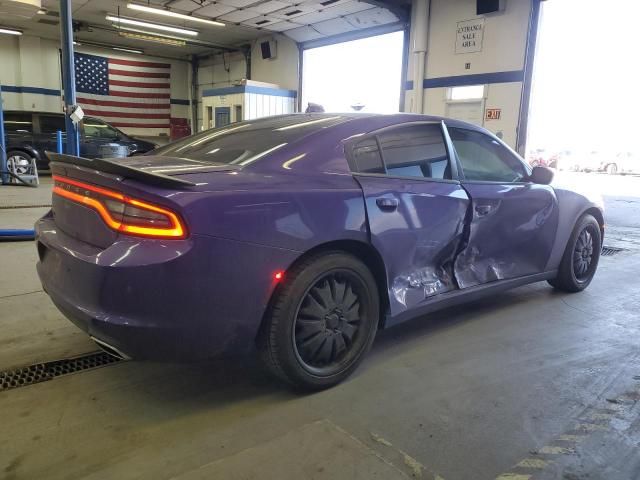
[{"xmin": 1, "ymin": 173, "xmax": 639, "ymax": 480}]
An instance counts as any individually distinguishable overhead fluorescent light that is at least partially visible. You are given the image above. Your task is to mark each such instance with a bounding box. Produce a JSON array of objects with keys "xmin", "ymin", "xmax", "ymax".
[
  {"xmin": 105, "ymin": 15, "xmax": 198, "ymax": 36},
  {"xmin": 127, "ymin": 3, "xmax": 224, "ymax": 27},
  {"xmin": 118, "ymin": 31, "xmax": 186, "ymax": 47},
  {"xmin": 112, "ymin": 46, "xmax": 144, "ymax": 54},
  {"xmin": 0, "ymin": 27, "xmax": 23, "ymax": 36},
  {"xmin": 112, "ymin": 25, "xmax": 192, "ymax": 42}
]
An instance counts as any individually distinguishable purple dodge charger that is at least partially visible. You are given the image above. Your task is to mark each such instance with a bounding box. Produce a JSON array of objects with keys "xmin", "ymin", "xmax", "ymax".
[{"xmin": 36, "ymin": 114, "xmax": 604, "ymax": 389}]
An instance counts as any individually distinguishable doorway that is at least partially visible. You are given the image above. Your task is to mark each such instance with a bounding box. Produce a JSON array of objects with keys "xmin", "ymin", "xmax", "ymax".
[{"xmin": 301, "ymin": 31, "xmax": 405, "ymax": 114}]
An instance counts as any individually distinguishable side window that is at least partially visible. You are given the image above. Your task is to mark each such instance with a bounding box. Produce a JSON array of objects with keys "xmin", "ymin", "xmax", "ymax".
[
  {"xmin": 378, "ymin": 124, "xmax": 450, "ymax": 180},
  {"xmin": 83, "ymin": 118, "xmax": 120, "ymax": 139},
  {"xmin": 39, "ymin": 115, "xmax": 66, "ymax": 134},
  {"xmin": 4, "ymin": 113, "xmax": 33, "ymax": 133},
  {"xmin": 351, "ymin": 137, "xmax": 385, "ymax": 174},
  {"xmin": 449, "ymin": 128, "xmax": 527, "ymax": 182}
]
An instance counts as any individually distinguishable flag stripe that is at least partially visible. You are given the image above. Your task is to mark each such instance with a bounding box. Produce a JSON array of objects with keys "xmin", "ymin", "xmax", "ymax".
[
  {"xmin": 108, "ymin": 68, "xmax": 170, "ymax": 78},
  {"xmin": 83, "ymin": 109, "xmax": 171, "ymax": 119},
  {"xmin": 109, "ymin": 58, "xmax": 171, "ymax": 69},
  {"xmin": 77, "ymin": 97, "xmax": 170, "ymax": 109},
  {"xmin": 109, "ymin": 79, "xmax": 171, "ymax": 89},
  {"xmin": 108, "ymin": 90, "xmax": 170, "ymax": 99},
  {"xmin": 109, "ymin": 121, "xmax": 171, "ymax": 128}
]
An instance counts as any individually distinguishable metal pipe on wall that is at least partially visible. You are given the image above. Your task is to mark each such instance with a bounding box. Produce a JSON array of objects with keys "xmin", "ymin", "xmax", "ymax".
[
  {"xmin": 0, "ymin": 84, "xmax": 7, "ymax": 184},
  {"xmin": 411, "ymin": 0, "xmax": 429, "ymax": 114},
  {"xmin": 59, "ymin": 0, "xmax": 80, "ymax": 156}
]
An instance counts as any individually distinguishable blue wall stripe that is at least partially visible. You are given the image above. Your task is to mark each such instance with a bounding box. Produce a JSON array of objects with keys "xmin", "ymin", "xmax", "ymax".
[
  {"xmin": 203, "ymin": 85, "xmax": 297, "ymax": 98},
  {"xmin": 3, "ymin": 86, "xmax": 191, "ymax": 108},
  {"xmin": 405, "ymin": 70, "xmax": 525, "ymax": 90},
  {"xmin": 3, "ymin": 85, "xmax": 61, "ymax": 96}
]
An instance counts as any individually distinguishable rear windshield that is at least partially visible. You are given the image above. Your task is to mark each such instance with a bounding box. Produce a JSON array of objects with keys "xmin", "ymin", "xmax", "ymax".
[{"xmin": 152, "ymin": 115, "xmax": 349, "ymax": 165}]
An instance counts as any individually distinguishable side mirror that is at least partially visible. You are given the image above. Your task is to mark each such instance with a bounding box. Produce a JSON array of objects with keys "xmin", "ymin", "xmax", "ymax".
[{"xmin": 529, "ymin": 165, "xmax": 554, "ymax": 185}]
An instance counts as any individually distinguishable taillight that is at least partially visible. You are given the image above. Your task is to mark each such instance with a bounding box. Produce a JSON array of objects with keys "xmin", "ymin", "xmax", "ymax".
[{"xmin": 52, "ymin": 175, "xmax": 187, "ymax": 239}]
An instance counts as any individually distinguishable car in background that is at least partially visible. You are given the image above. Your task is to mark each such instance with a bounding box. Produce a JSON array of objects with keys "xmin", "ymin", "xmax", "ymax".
[
  {"xmin": 600, "ymin": 152, "xmax": 640, "ymax": 175},
  {"xmin": 36, "ymin": 113, "xmax": 605, "ymax": 390},
  {"xmin": 3, "ymin": 111, "xmax": 157, "ymax": 174},
  {"xmin": 527, "ymin": 149, "xmax": 558, "ymax": 169}
]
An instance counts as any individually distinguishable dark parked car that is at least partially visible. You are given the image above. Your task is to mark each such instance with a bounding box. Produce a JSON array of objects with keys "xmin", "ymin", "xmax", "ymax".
[
  {"xmin": 36, "ymin": 114, "xmax": 605, "ymax": 390},
  {"xmin": 3, "ymin": 111, "xmax": 157, "ymax": 173}
]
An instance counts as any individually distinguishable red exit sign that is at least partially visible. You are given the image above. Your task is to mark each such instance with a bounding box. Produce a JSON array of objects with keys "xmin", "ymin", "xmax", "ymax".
[{"xmin": 485, "ymin": 108, "xmax": 501, "ymax": 120}]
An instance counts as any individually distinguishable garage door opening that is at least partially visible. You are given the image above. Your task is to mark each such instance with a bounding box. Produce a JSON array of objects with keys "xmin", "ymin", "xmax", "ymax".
[
  {"xmin": 301, "ymin": 31, "xmax": 405, "ymax": 114},
  {"xmin": 527, "ymin": 0, "xmax": 639, "ymax": 173}
]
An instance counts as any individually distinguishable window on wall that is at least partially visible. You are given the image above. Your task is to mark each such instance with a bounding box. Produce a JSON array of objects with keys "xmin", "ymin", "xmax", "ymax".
[{"xmin": 448, "ymin": 85, "xmax": 485, "ymax": 100}]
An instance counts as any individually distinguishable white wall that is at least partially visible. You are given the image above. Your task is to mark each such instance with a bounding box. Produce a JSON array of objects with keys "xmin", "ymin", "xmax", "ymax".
[
  {"xmin": 405, "ymin": 0, "xmax": 533, "ymax": 147},
  {"xmin": 0, "ymin": 35, "xmax": 191, "ymax": 137}
]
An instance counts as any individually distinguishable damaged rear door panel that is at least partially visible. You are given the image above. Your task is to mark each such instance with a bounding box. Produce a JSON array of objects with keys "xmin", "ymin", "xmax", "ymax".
[{"xmin": 349, "ymin": 122, "xmax": 470, "ymax": 317}]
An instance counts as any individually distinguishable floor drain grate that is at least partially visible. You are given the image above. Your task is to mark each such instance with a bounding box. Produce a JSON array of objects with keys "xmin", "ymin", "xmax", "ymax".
[
  {"xmin": 0, "ymin": 351, "xmax": 122, "ymax": 392},
  {"xmin": 601, "ymin": 246, "xmax": 625, "ymax": 256}
]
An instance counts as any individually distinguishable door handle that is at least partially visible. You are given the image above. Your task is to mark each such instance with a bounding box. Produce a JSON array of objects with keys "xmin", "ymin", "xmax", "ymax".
[
  {"xmin": 376, "ymin": 197, "xmax": 399, "ymax": 211},
  {"xmin": 475, "ymin": 204, "xmax": 492, "ymax": 216}
]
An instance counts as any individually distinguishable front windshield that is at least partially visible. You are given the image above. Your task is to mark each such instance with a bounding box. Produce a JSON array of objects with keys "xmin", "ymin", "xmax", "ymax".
[{"xmin": 152, "ymin": 115, "xmax": 348, "ymax": 166}]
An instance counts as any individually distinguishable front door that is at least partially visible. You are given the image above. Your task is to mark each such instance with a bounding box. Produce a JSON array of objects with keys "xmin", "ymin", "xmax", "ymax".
[
  {"xmin": 215, "ymin": 107, "xmax": 231, "ymax": 128},
  {"xmin": 349, "ymin": 122, "xmax": 470, "ymax": 317},
  {"xmin": 447, "ymin": 126, "xmax": 559, "ymax": 288}
]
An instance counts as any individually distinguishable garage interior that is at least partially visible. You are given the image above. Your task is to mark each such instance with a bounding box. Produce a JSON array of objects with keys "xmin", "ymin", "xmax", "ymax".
[{"xmin": 1, "ymin": 0, "xmax": 639, "ymax": 479}]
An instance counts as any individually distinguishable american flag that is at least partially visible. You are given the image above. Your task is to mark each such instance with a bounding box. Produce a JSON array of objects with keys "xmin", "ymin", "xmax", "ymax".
[{"xmin": 74, "ymin": 53, "xmax": 171, "ymax": 132}]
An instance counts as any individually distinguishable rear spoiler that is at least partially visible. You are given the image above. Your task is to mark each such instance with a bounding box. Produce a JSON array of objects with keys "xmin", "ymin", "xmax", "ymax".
[{"xmin": 45, "ymin": 152, "xmax": 196, "ymax": 189}]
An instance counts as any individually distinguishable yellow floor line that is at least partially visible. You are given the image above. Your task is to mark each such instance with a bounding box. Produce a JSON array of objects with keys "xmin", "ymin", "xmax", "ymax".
[
  {"xmin": 495, "ymin": 474, "xmax": 532, "ymax": 480},
  {"xmin": 516, "ymin": 458, "xmax": 549, "ymax": 469}
]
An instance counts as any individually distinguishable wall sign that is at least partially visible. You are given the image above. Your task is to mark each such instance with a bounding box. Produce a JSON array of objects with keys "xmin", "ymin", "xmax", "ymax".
[
  {"xmin": 455, "ymin": 18, "xmax": 485, "ymax": 54},
  {"xmin": 485, "ymin": 108, "xmax": 501, "ymax": 120}
]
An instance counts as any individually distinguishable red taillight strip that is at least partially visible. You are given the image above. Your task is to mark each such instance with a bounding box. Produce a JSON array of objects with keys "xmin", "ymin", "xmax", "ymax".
[{"xmin": 52, "ymin": 175, "xmax": 187, "ymax": 239}]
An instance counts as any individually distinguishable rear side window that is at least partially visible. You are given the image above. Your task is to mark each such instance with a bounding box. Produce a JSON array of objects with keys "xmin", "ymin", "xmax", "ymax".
[
  {"xmin": 350, "ymin": 123, "xmax": 451, "ymax": 180},
  {"xmin": 351, "ymin": 138, "xmax": 384, "ymax": 174},
  {"xmin": 39, "ymin": 115, "xmax": 66, "ymax": 134},
  {"xmin": 378, "ymin": 124, "xmax": 449, "ymax": 179},
  {"xmin": 4, "ymin": 113, "xmax": 33, "ymax": 133}
]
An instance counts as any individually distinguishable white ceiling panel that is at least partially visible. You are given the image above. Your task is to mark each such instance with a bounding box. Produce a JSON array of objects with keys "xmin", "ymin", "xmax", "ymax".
[
  {"xmin": 292, "ymin": 9, "xmax": 340, "ymax": 25},
  {"xmin": 343, "ymin": 6, "xmax": 397, "ymax": 29},
  {"xmin": 284, "ymin": 25, "xmax": 323, "ymax": 42},
  {"xmin": 192, "ymin": 3, "xmax": 235, "ymax": 17},
  {"xmin": 219, "ymin": 8, "xmax": 262, "ymax": 22},
  {"xmin": 218, "ymin": 0, "xmax": 262, "ymax": 7},
  {"xmin": 167, "ymin": 0, "xmax": 202, "ymax": 12},
  {"xmin": 270, "ymin": 4, "xmax": 315, "ymax": 20},
  {"xmin": 251, "ymin": 0, "xmax": 290, "ymax": 14},
  {"xmin": 241, "ymin": 15, "xmax": 280, "ymax": 27},
  {"xmin": 309, "ymin": 16, "xmax": 354, "ymax": 36},
  {"xmin": 326, "ymin": 1, "xmax": 377, "ymax": 16},
  {"xmin": 262, "ymin": 20, "xmax": 303, "ymax": 31}
]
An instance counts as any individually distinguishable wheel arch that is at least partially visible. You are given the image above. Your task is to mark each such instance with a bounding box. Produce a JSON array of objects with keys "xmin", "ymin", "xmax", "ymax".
[
  {"xmin": 583, "ymin": 206, "xmax": 605, "ymax": 239},
  {"xmin": 7, "ymin": 146, "xmax": 41, "ymax": 162},
  {"xmin": 256, "ymin": 239, "xmax": 391, "ymax": 345}
]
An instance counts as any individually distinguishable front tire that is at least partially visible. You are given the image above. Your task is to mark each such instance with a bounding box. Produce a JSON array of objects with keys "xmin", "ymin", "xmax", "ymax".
[
  {"xmin": 7, "ymin": 151, "xmax": 34, "ymax": 176},
  {"xmin": 258, "ymin": 251, "xmax": 379, "ymax": 390},
  {"xmin": 548, "ymin": 214, "xmax": 601, "ymax": 292}
]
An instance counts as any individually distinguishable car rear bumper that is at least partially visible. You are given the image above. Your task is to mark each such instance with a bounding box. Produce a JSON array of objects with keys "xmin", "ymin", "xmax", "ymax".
[{"xmin": 35, "ymin": 216, "xmax": 299, "ymax": 361}]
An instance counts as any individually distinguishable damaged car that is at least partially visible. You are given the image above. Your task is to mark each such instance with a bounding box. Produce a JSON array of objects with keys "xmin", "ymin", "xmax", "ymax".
[{"xmin": 36, "ymin": 114, "xmax": 605, "ymax": 390}]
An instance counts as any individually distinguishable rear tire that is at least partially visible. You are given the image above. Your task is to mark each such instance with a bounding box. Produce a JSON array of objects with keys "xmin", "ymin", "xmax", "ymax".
[
  {"xmin": 548, "ymin": 214, "xmax": 601, "ymax": 292},
  {"xmin": 258, "ymin": 251, "xmax": 379, "ymax": 391}
]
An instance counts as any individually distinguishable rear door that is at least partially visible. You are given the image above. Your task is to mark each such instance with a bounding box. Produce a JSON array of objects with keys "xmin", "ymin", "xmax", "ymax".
[
  {"xmin": 349, "ymin": 122, "xmax": 470, "ymax": 317},
  {"xmin": 447, "ymin": 126, "xmax": 559, "ymax": 288},
  {"xmin": 36, "ymin": 113, "xmax": 66, "ymax": 154}
]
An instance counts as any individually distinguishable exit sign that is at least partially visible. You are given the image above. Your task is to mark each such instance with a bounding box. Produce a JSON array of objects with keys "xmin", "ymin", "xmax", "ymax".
[{"xmin": 485, "ymin": 108, "xmax": 501, "ymax": 120}]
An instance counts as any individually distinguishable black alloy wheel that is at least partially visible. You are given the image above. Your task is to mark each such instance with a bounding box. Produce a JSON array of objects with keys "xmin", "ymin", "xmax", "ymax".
[
  {"xmin": 293, "ymin": 271, "xmax": 364, "ymax": 374},
  {"xmin": 258, "ymin": 251, "xmax": 379, "ymax": 390}
]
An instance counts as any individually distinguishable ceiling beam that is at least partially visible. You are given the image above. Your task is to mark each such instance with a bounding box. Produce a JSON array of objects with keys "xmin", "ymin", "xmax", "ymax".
[{"xmin": 360, "ymin": 0, "xmax": 410, "ymax": 23}]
